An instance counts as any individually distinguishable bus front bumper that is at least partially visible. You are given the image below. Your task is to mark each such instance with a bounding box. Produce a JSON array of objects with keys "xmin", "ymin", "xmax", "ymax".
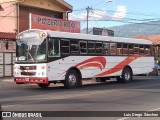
[{"xmin": 14, "ymin": 77, "xmax": 49, "ymax": 84}]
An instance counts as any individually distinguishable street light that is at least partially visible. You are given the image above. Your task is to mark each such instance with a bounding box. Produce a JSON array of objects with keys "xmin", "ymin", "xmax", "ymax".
[{"xmin": 106, "ymin": 0, "xmax": 113, "ymax": 3}]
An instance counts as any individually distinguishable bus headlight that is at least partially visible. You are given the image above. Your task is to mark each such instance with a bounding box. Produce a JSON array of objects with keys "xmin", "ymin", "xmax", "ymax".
[{"xmin": 41, "ymin": 65, "xmax": 45, "ymax": 69}]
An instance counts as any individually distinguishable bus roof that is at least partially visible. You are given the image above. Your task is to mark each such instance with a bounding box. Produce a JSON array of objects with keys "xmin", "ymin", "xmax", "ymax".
[
  {"xmin": 19, "ymin": 29, "xmax": 152, "ymax": 45},
  {"xmin": 46, "ymin": 30, "xmax": 152, "ymax": 45}
]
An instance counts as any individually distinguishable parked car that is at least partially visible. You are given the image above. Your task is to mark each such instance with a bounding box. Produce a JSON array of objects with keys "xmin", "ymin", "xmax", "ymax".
[{"xmin": 148, "ymin": 63, "xmax": 160, "ymax": 76}]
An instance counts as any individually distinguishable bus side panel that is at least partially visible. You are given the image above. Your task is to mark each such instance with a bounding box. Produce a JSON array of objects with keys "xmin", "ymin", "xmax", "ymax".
[
  {"xmin": 47, "ymin": 55, "xmax": 154, "ymax": 81},
  {"xmin": 129, "ymin": 56, "xmax": 154, "ymax": 75}
]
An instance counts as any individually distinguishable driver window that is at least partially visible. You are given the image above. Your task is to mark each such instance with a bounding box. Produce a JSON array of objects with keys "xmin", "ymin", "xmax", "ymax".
[{"xmin": 48, "ymin": 38, "xmax": 60, "ymax": 57}]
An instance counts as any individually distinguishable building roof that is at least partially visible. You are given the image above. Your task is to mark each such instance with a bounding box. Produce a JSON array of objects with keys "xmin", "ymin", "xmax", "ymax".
[
  {"xmin": 0, "ymin": 32, "xmax": 16, "ymax": 39},
  {"xmin": 135, "ymin": 35, "xmax": 160, "ymax": 45},
  {"xmin": 50, "ymin": 0, "xmax": 72, "ymax": 11},
  {"xmin": 0, "ymin": 0, "xmax": 72, "ymax": 11}
]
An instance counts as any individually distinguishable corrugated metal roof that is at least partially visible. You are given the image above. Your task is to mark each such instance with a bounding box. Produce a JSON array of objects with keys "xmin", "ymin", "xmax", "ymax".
[
  {"xmin": 135, "ymin": 35, "xmax": 160, "ymax": 45},
  {"xmin": 0, "ymin": 32, "xmax": 16, "ymax": 39}
]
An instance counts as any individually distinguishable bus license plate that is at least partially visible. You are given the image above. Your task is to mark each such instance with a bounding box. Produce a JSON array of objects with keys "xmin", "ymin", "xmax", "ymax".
[{"xmin": 25, "ymin": 78, "xmax": 30, "ymax": 81}]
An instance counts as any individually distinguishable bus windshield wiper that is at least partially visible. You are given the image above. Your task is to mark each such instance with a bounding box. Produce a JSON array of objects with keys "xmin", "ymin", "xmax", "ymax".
[{"xmin": 26, "ymin": 49, "xmax": 34, "ymax": 62}]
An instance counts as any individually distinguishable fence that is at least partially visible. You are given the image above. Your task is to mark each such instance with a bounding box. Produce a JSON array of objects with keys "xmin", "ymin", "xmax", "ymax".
[{"xmin": 0, "ymin": 52, "xmax": 16, "ymax": 77}]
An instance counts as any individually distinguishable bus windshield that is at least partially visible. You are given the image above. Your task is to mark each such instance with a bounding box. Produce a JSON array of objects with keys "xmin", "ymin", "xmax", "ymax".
[{"xmin": 16, "ymin": 38, "xmax": 47, "ymax": 62}]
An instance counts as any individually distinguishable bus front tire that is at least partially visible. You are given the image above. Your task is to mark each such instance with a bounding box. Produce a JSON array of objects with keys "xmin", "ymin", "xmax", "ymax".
[
  {"xmin": 116, "ymin": 67, "xmax": 133, "ymax": 83},
  {"xmin": 38, "ymin": 83, "xmax": 50, "ymax": 88},
  {"xmin": 64, "ymin": 70, "xmax": 79, "ymax": 89}
]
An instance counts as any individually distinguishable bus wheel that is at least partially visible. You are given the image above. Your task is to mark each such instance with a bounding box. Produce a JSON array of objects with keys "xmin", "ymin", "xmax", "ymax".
[
  {"xmin": 64, "ymin": 70, "xmax": 79, "ymax": 89},
  {"xmin": 38, "ymin": 83, "xmax": 50, "ymax": 88},
  {"xmin": 117, "ymin": 67, "xmax": 132, "ymax": 83}
]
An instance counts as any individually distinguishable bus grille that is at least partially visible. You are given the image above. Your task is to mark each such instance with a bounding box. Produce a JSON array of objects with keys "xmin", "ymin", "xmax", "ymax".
[
  {"xmin": 21, "ymin": 72, "xmax": 36, "ymax": 76},
  {"xmin": 20, "ymin": 66, "xmax": 37, "ymax": 70}
]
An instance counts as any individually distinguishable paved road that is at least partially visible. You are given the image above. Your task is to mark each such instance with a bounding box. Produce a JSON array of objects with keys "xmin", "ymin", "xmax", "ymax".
[{"xmin": 0, "ymin": 76, "xmax": 160, "ymax": 120}]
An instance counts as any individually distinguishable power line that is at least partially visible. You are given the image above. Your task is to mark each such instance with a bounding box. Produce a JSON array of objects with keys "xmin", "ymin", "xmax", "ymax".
[
  {"xmin": 90, "ymin": 10, "xmax": 100, "ymax": 27},
  {"xmin": 93, "ymin": 8, "xmax": 160, "ymax": 18},
  {"xmin": 71, "ymin": 7, "xmax": 160, "ymax": 20}
]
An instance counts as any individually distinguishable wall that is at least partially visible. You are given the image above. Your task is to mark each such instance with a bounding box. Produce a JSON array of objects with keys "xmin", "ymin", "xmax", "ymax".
[
  {"xmin": 0, "ymin": 2, "xmax": 17, "ymax": 33},
  {"xmin": 0, "ymin": 39, "xmax": 16, "ymax": 52},
  {"xmin": 19, "ymin": 5, "xmax": 63, "ymax": 32}
]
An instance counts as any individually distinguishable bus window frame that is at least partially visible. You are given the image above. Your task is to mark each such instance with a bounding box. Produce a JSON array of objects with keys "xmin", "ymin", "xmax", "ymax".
[
  {"xmin": 122, "ymin": 43, "xmax": 129, "ymax": 55},
  {"xmin": 95, "ymin": 42, "xmax": 103, "ymax": 55},
  {"xmin": 70, "ymin": 39, "xmax": 79, "ymax": 55},
  {"xmin": 117, "ymin": 43, "xmax": 123, "ymax": 55},
  {"xmin": 110, "ymin": 42, "xmax": 117, "ymax": 55},
  {"xmin": 88, "ymin": 41, "xmax": 95, "ymax": 54},
  {"xmin": 61, "ymin": 39, "xmax": 70, "ymax": 55},
  {"xmin": 103, "ymin": 42, "xmax": 110, "ymax": 55},
  {"xmin": 134, "ymin": 44, "xmax": 139, "ymax": 55},
  {"xmin": 139, "ymin": 45, "xmax": 145, "ymax": 55},
  {"xmin": 80, "ymin": 41, "xmax": 87, "ymax": 54},
  {"xmin": 48, "ymin": 37, "xmax": 60, "ymax": 57},
  {"xmin": 128, "ymin": 44, "xmax": 134, "ymax": 55}
]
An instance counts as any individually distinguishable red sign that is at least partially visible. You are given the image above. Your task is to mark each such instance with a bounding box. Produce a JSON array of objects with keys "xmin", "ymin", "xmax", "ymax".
[{"xmin": 30, "ymin": 14, "xmax": 80, "ymax": 33}]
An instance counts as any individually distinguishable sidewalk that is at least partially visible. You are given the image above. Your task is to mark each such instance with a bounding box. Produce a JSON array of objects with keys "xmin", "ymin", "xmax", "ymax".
[{"xmin": 0, "ymin": 77, "xmax": 13, "ymax": 82}]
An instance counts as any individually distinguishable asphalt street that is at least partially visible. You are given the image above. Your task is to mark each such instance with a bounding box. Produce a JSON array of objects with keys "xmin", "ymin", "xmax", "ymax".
[{"xmin": 0, "ymin": 76, "xmax": 160, "ymax": 120}]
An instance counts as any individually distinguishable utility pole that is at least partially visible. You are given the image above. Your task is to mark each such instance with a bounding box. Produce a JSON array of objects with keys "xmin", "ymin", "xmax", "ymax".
[
  {"xmin": 86, "ymin": 6, "xmax": 91, "ymax": 34},
  {"xmin": 86, "ymin": 0, "xmax": 112, "ymax": 34}
]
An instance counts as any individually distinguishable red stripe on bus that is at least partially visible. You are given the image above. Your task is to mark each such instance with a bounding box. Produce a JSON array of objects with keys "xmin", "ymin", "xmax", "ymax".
[
  {"xmin": 76, "ymin": 57, "xmax": 106, "ymax": 70},
  {"xmin": 78, "ymin": 62, "xmax": 104, "ymax": 70},
  {"xmin": 96, "ymin": 55, "xmax": 144, "ymax": 76}
]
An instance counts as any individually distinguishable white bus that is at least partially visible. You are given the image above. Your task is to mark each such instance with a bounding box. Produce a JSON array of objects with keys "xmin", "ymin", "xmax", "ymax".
[{"xmin": 14, "ymin": 29, "xmax": 154, "ymax": 88}]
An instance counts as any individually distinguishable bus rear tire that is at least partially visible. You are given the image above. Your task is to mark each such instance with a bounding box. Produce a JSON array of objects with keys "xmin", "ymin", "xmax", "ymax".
[
  {"xmin": 64, "ymin": 70, "xmax": 79, "ymax": 89},
  {"xmin": 116, "ymin": 67, "xmax": 132, "ymax": 83},
  {"xmin": 38, "ymin": 83, "xmax": 50, "ymax": 88}
]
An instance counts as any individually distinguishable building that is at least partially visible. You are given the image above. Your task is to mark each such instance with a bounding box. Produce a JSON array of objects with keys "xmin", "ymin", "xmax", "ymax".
[
  {"xmin": 0, "ymin": 0, "xmax": 74, "ymax": 77},
  {"xmin": 93, "ymin": 27, "xmax": 114, "ymax": 36},
  {"xmin": 0, "ymin": 0, "xmax": 73, "ymax": 33},
  {"xmin": 135, "ymin": 35, "xmax": 160, "ymax": 61}
]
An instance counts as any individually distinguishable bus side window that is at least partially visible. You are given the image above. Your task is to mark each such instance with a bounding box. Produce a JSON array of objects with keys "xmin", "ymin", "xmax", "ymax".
[
  {"xmin": 49, "ymin": 38, "xmax": 60, "ymax": 57},
  {"xmin": 110, "ymin": 43, "xmax": 117, "ymax": 55},
  {"xmin": 103, "ymin": 42, "xmax": 110, "ymax": 55},
  {"xmin": 117, "ymin": 43, "xmax": 122, "ymax": 55},
  {"xmin": 139, "ymin": 45, "xmax": 144, "ymax": 55},
  {"xmin": 96, "ymin": 42, "xmax": 102, "ymax": 54},
  {"xmin": 134, "ymin": 45, "xmax": 139, "ymax": 54},
  {"xmin": 144, "ymin": 45, "xmax": 150, "ymax": 55},
  {"xmin": 88, "ymin": 42, "xmax": 95, "ymax": 54},
  {"xmin": 80, "ymin": 41, "xmax": 87, "ymax": 54},
  {"xmin": 61, "ymin": 39, "xmax": 70, "ymax": 54},
  {"xmin": 129, "ymin": 44, "xmax": 134, "ymax": 55},
  {"xmin": 70, "ymin": 39, "xmax": 79, "ymax": 54},
  {"xmin": 123, "ymin": 44, "xmax": 128, "ymax": 55}
]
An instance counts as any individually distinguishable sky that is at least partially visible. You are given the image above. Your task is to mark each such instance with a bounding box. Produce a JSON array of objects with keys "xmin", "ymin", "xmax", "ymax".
[{"xmin": 65, "ymin": 0, "xmax": 160, "ymax": 29}]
